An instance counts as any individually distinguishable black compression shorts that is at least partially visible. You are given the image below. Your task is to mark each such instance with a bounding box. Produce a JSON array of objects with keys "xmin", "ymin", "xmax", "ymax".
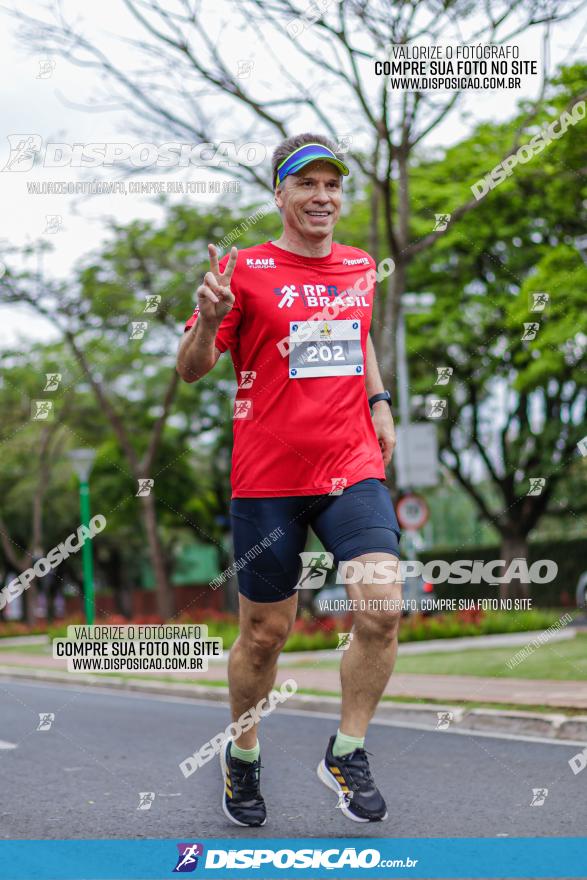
[{"xmin": 230, "ymin": 478, "xmax": 401, "ymax": 603}]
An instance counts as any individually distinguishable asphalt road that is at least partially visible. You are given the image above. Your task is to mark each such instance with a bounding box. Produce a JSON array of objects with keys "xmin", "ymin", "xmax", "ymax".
[{"xmin": 1, "ymin": 679, "xmax": 586, "ymax": 840}]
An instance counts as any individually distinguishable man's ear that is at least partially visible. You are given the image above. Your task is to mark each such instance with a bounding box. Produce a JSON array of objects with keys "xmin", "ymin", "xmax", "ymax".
[{"xmin": 274, "ymin": 182, "xmax": 284, "ymax": 209}]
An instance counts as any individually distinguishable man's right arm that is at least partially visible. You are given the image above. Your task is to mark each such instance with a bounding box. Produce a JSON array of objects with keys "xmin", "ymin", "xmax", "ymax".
[
  {"xmin": 176, "ymin": 244, "xmax": 238, "ymax": 383},
  {"xmin": 177, "ymin": 318, "xmax": 223, "ymax": 383}
]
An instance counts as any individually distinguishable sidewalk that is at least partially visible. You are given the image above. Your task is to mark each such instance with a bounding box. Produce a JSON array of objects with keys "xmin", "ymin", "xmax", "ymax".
[{"xmin": 1, "ymin": 640, "xmax": 587, "ymax": 709}]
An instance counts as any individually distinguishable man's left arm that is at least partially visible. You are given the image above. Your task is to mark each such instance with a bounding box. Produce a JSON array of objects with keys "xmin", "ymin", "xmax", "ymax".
[{"xmin": 365, "ymin": 333, "xmax": 396, "ymax": 466}]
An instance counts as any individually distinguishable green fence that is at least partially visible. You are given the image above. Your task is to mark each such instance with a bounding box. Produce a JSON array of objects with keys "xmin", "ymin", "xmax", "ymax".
[{"xmin": 140, "ymin": 543, "xmax": 221, "ymax": 590}]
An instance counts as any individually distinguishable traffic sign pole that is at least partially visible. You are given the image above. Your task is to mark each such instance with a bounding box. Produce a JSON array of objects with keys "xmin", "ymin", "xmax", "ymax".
[
  {"xmin": 79, "ymin": 479, "xmax": 95, "ymax": 626},
  {"xmin": 396, "ymin": 305, "xmax": 411, "ymax": 429},
  {"xmin": 68, "ymin": 449, "xmax": 97, "ymax": 627}
]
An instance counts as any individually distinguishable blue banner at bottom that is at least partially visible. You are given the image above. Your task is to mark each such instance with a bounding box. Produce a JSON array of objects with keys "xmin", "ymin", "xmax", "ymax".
[{"xmin": 0, "ymin": 838, "xmax": 585, "ymax": 879}]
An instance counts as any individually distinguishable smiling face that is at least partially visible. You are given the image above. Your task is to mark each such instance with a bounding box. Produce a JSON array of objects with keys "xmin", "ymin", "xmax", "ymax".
[{"xmin": 275, "ymin": 160, "xmax": 343, "ymax": 244}]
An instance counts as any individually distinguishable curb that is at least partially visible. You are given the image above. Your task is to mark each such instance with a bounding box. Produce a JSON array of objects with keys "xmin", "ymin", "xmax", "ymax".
[
  {"xmin": 0, "ymin": 666, "xmax": 232, "ymax": 703},
  {"xmin": 557, "ymin": 716, "xmax": 587, "ymax": 741},
  {"xmin": 223, "ymin": 627, "xmax": 582, "ymax": 663},
  {"xmin": 457, "ymin": 707, "xmax": 568, "ymax": 737},
  {"xmin": 0, "ymin": 635, "xmax": 50, "ymax": 647},
  {"xmin": 2, "ymin": 665, "xmax": 587, "ymax": 742}
]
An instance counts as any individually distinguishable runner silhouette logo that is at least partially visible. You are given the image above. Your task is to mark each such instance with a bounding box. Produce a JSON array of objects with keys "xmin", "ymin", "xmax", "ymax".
[{"xmin": 173, "ymin": 843, "xmax": 204, "ymax": 872}]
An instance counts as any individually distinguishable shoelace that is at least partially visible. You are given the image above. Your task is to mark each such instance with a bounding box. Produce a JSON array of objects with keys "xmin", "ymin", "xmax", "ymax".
[
  {"xmin": 339, "ymin": 749, "xmax": 375, "ymax": 791},
  {"xmin": 231, "ymin": 759, "xmax": 263, "ymax": 800}
]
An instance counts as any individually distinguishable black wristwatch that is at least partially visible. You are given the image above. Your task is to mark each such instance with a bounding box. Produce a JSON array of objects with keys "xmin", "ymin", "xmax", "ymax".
[{"xmin": 369, "ymin": 390, "xmax": 392, "ymax": 411}]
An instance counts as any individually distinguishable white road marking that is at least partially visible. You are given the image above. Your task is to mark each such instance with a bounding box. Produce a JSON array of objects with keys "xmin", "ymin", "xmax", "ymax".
[{"xmin": 0, "ymin": 740, "xmax": 17, "ymax": 749}]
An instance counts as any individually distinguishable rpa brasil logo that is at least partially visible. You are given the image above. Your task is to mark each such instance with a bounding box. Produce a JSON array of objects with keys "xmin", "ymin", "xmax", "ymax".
[{"xmin": 173, "ymin": 843, "xmax": 204, "ymax": 872}]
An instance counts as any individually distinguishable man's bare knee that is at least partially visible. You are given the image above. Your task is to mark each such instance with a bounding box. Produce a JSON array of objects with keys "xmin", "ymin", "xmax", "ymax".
[
  {"xmin": 242, "ymin": 615, "xmax": 292, "ymax": 665},
  {"xmin": 354, "ymin": 607, "xmax": 401, "ymax": 643}
]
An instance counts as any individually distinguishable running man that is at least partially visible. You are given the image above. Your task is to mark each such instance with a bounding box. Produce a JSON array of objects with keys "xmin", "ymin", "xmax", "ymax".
[{"xmin": 177, "ymin": 133, "xmax": 402, "ymax": 826}]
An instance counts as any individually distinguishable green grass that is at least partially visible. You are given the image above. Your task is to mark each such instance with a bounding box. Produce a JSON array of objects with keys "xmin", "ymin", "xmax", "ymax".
[
  {"xmin": 391, "ymin": 632, "xmax": 587, "ymax": 679},
  {"xmin": 287, "ymin": 633, "xmax": 587, "ymax": 680},
  {"xmin": 3, "ymin": 632, "xmax": 587, "ymax": 680}
]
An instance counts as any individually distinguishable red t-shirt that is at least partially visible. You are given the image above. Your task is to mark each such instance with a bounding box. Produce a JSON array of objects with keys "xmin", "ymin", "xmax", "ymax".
[{"xmin": 184, "ymin": 240, "xmax": 385, "ymax": 497}]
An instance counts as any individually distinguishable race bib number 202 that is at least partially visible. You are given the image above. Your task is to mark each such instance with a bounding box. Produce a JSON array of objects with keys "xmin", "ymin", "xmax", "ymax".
[{"xmin": 288, "ymin": 320, "xmax": 364, "ymax": 379}]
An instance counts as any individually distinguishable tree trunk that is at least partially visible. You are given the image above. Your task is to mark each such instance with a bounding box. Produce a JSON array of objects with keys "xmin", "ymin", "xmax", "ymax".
[
  {"xmin": 139, "ymin": 492, "xmax": 174, "ymax": 619},
  {"xmin": 499, "ymin": 534, "xmax": 530, "ymax": 601},
  {"xmin": 370, "ymin": 181, "xmax": 383, "ymax": 349},
  {"xmin": 381, "ymin": 256, "xmax": 406, "ymax": 498},
  {"xmin": 383, "ymin": 140, "xmax": 410, "ymax": 393},
  {"xmin": 23, "ymin": 577, "xmax": 38, "ymax": 627},
  {"xmin": 383, "ymin": 255, "xmax": 405, "ymax": 392}
]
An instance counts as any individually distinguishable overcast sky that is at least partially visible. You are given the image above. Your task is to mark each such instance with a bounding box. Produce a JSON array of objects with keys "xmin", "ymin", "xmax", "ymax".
[{"xmin": 0, "ymin": 0, "xmax": 585, "ymax": 347}]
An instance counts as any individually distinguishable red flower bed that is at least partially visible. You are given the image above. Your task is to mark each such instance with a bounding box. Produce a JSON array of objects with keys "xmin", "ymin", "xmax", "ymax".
[{"xmin": 456, "ymin": 608, "xmax": 486, "ymax": 626}]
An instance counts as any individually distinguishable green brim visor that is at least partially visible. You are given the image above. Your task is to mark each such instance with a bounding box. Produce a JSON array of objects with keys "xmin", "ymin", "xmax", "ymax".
[{"xmin": 274, "ymin": 143, "xmax": 350, "ymax": 186}]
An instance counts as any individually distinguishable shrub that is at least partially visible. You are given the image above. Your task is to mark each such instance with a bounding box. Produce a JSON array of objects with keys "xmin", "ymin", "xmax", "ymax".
[{"xmin": 5, "ymin": 606, "xmax": 576, "ymax": 652}]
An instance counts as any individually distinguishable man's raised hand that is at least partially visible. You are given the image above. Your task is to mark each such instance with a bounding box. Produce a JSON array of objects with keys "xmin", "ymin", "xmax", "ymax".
[{"xmin": 196, "ymin": 244, "xmax": 237, "ymax": 324}]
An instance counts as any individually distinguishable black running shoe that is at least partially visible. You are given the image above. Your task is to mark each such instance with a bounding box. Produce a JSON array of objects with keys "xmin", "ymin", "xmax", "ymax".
[
  {"xmin": 220, "ymin": 741, "xmax": 266, "ymax": 827},
  {"xmin": 317, "ymin": 735, "xmax": 387, "ymax": 822}
]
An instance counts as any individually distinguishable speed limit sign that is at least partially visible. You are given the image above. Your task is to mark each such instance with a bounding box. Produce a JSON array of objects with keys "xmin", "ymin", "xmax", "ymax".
[{"xmin": 396, "ymin": 493, "xmax": 429, "ymax": 531}]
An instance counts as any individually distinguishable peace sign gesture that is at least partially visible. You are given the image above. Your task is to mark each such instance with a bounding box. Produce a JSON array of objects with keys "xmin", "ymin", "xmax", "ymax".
[{"xmin": 196, "ymin": 244, "xmax": 238, "ymax": 325}]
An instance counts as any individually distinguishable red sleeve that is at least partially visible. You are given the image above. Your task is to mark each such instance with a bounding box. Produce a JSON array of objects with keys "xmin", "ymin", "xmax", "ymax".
[{"xmin": 183, "ymin": 253, "xmax": 242, "ymax": 353}]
